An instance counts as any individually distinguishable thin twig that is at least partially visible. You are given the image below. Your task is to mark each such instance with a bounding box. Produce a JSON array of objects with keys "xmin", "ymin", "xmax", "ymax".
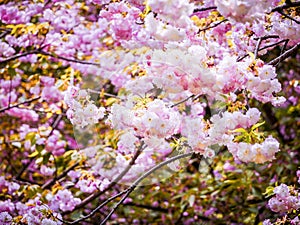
[
  {"xmin": 277, "ymin": 10, "xmax": 300, "ymax": 24},
  {"xmin": 268, "ymin": 42, "xmax": 300, "ymax": 65},
  {"xmin": 282, "ymin": 39, "xmax": 289, "ymax": 53},
  {"xmin": 275, "ymin": 39, "xmax": 290, "ymax": 66},
  {"xmin": 42, "ymin": 162, "xmax": 79, "ymax": 189},
  {"xmin": 0, "ymin": 96, "xmax": 41, "ymax": 113},
  {"xmin": 0, "ymin": 50, "xmax": 40, "ymax": 65},
  {"xmin": 14, "ymin": 110, "xmax": 62, "ymax": 182},
  {"xmin": 0, "ymin": 30, "xmax": 10, "ymax": 39},
  {"xmin": 175, "ymin": 204, "xmax": 188, "ymax": 225},
  {"xmin": 198, "ymin": 19, "xmax": 228, "ymax": 33},
  {"xmin": 253, "ymin": 35, "xmax": 279, "ymax": 41},
  {"xmin": 0, "ymin": 49, "xmax": 101, "ymax": 67},
  {"xmin": 8, "ymin": 76, "xmax": 13, "ymax": 108},
  {"xmin": 271, "ymin": 1, "xmax": 300, "ymax": 12},
  {"xmin": 237, "ymin": 39, "xmax": 290, "ymax": 62},
  {"xmin": 258, "ymin": 39, "xmax": 288, "ymax": 51},
  {"xmin": 171, "ymin": 94, "xmax": 202, "ymax": 108},
  {"xmin": 254, "ymin": 38, "xmax": 263, "ymax": 59},
  {"xmin": 15, "ymin": 158, "xmax": 35, "ymax": 180},
  {"xmin": 39, "ymin": 51, "xmax": 101, "ymax": 66},
  {"xmin": 48, "ymin": 114, "xmax": 63, "ymax": 137},
  {"xmin": 193, "ymin": 6, "xmax": 217, "ymax": 13},
  {"xmin": 99, "ymin": 152, "xmax": 193, "ymax": 225},
  {"xmin": 87, "ymin": 89, "xmax": 120, "ymax": 98},
  {"xmin": 171, "ymin": 95, "xmax": 195, "ymax": 108},
  {"xmin": 60, "ymin": 189, "xmax": 128, "ymax": 225},
  {"xmin": 63, "ymin": 142, "xmax": 145, "ymax": 214}
]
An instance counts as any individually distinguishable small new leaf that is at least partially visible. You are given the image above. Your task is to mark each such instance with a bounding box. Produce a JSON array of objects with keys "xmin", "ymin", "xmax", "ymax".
[{"xmin": 251, "ymin": 121, "xmax": 265, "ymax": 131}]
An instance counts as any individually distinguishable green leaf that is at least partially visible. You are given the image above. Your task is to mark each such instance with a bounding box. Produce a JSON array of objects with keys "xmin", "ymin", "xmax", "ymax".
[
  {"xmin": 230, "ymin": 128, "xmax": 247, "ymax": 133},
  {"xmin": 28, "ymin": 151, "xmax": 39, "ymax": 158},
  {"xmin": 106, "ymin": 97, "xmax": 117, "ymax": 106},
  {"xmin": 42, "ymin": 153, "xmax": 51, "ymax": 164},
  {"xmin": 251, "ymin": 121, "xmax": 265, "ymax": 131},
  {"xmin": 36, "ymin": 144, "xmax": 44, "ymax": 152},
  {"xmin": 8, "ymin": 68, "xmax": 16, "ymax": 77},
  {"xmin": 25, "ymin": 132, "xmax": 36, "ymax": 143},
  {"xmin": 263, "ymin": 186, "xmax": 275, "ymax": 198},
  {"xmin": 247, "ymin": 207, "xmax": 258, "ymax": 214}
]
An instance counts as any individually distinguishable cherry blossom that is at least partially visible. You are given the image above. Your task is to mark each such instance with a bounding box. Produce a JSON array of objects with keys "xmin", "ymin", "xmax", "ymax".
[{"xmin": 0, "ymin": 0, "xmax": 299, "ymax": 224}]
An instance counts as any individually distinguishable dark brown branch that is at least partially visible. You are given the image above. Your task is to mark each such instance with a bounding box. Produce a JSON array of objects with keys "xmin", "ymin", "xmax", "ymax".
[
  {"xmin": 99, "ymin": 152, "xmax": 193, "ymax": 225},
  {"xmin": 175, "ymin": 204, "xmax": 188, "ymax": 225},
  {"xmin": 15, "ymin": 158, "xmax": 35, "ymax": 180},
  {"xmin": 0, "ymin": 28, "xmax": 11, "ymax": 39},
  {"xmin": 198, "ymin": 19, "xmax": 228, "ymax": 33},
  {"xmin": 277, "ymin": 9, "xmax": 300, "ymax": 24},
  {"xmin": 236, "ymin": 54, "xmax": 249, "ymax": 62},
  {"xmin": 171, "ymin": 94, "xmax": 202, "ymax": 108},
  {"xmin": 171, "ymin": 94, "xmax": 195, "ymax": 108},
  {"xmin": 42, "ymin": 162, "xmax": 79, "ymax": 189},
  {"xmin": 193, "ymin": 6, "xmax": 217, "ymax": 13},
  {"xmin": 0, "ymin": 50, "xmax": 41, "ymax": 66},
  {"xmin": 254, "ymin": 38, "xmax": 263, "ymax": 59},
  {"xmin": 0, "ymin": 49, "xmax": 101, "ymax": 67},
  {"xmin": 48, "ymin": 114, "xmax": 63, "ymax": 137},
  {"xmin": 0, "ymin": 96, "xmax": 41, "ymax": 113},
  {"xmin": 276, "ymin": 39, "xmax": 290, "ymax": 66},
  {"xmin": 258, "ymin": 39, "xmax": 288, "ymax": 51},
  {"xmin": 56, "ymin": 190, "xmax": 128, "ymax": 225},
  {"xmin": 39, "ymin": 51, "xmax": 101, "ymax": 66},
  {"xmin": 271, "ymin": 1, "xmax": 300, "ymax": 12},
  {"xmin": 268, "ymin": 42, "xmax": 300, "ymax": 65},
  {"xmin": 237, "ymin": 39, "xmax": 290, "ymax": 62},
  {"xmin": 12, "ymin": 177, "xmax": 39, "ymax": 186},
  {"xmin": 63, "ymin": 142, "xmax": 145, "ymax": 214},
  {"xmin": 253, "ymin": 35, "xmax": 279, "ymax": 41},
  {"xmin": 14, "ymin": 110, "xmax": 61, "ymax": 182}
]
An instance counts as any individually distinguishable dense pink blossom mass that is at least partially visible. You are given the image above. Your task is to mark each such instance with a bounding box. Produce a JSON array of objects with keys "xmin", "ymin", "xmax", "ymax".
[{"xmin": 0, "ymin": 0, "xmax": 299, "ymax": 224}]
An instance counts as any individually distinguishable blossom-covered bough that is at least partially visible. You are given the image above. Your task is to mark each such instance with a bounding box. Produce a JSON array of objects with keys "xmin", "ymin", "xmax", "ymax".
[{"xmin": 0, "ymin": 0, "xmax": 299, "ymax": 224}]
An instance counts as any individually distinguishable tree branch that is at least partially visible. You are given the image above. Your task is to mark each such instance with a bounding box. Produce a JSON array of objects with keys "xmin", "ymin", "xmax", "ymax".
[
  {"xmin": 271, "ymin": 1, "xmax": 300, "ymax": 12},
  {"xmin": 236, "ymin": 39, "xmax": 288, "ymax": 62},
  {"xmin": 277, "ymin": 9, "xmax": 300, "ymax": 24},
  {"xmin": 39, "ymin": 51, "xmax": 101, "ymax": 66},
  {"xmin": 42, "ymin": 162, "xmax": 79, "ymax": 189},
  {"xmin": 254, "ymin": 38, "xmax": 263, "ymax": 59},
  {"xmin": 0, "ymin": 49, "xmax": 101, "ymax": 67},
  {"xmin": 253, "ymin": 35, "xmax": 280, "ymax": 41},
  {"xmin": 171, "ymin": 94, "xmax": 195, "ymax": 108},
  {"xmin": 63, "ymin": 142, "xmax": 145, "ymax": 214},
  {"xmin": 258, "ymin": 39, "xmax": 288, "ymax": 51},
  {"xmin": 0, "ymin": 50, "xmax": 41, "ymax": 66},
  {"xmin": 60, "ymin": 189, "xmax": 128, "ymax": 225},
  {"xmin": 198, "ymin": 19, "xmax": 228, "ymax": 33},
  {"xmin": 99, "ymin": 152, "xmax": 193, "ymax": 225},
  {"xmin": 0, "ymin": 96, "xmax": 41, "ymax": 113},
  {"xmin": 193, "ymin": 6, "xmax": 217, "ymax": 13},
  {"xmin": 175, "ymin": 204, "xmax": 188, "ymax": 225},
  {"xmin": 268, "ymin": 42, "xmax": 300, "ymax": 65}
]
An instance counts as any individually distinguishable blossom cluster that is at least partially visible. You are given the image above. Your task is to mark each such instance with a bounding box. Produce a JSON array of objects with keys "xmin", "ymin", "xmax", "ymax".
[
  {"xmin": 268, "ymin": 183, "xmax": 300, "ymax": 213},
  {"xmin": 227, "ymin": 136, "xmax": 280, "ymax": 163},
  {"xmin": 215, "ymin": 0, "xmax": 277, "ymax": 22},
  {"xmin": 0, "ymin": 0, "xmax": 299, "ymax": 224},
  {"xmin": 0, "ymin": 176, "xmax": 63, "ymax": 225},
  {"xmin": 109, "ymin": 97, "xmax": 180, "ymax": 139},
  {"xmin": 64, "ymin": 86, "xmax": 105, "ymax": 128}
]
